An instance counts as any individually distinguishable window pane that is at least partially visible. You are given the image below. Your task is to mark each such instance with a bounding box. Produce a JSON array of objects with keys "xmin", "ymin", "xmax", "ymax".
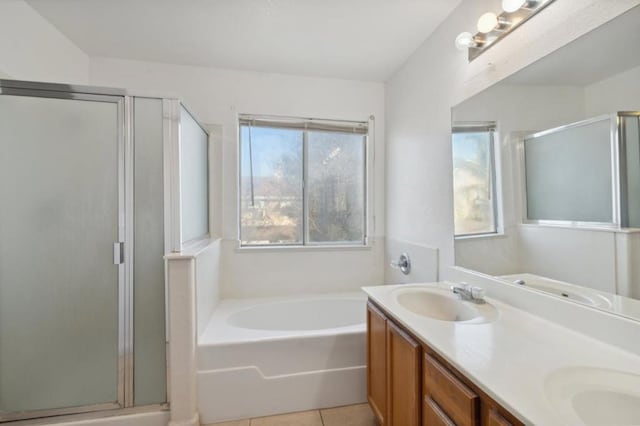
[
  {"xmin": 452, "ymin": 131, "xmax": 496, "ymax": 236},
  {"xmin": 240, "ymin": 126, "xmax": 303, "ymax": 245},
  {"xmin": 307, "ymin": 131, "xmax": 365, "ymax": 243}
]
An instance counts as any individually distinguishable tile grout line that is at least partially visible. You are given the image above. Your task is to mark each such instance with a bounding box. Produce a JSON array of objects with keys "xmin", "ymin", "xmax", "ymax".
[{"xmin": 212, "ymin": 404, "xmax": 376, "ymax": 425}]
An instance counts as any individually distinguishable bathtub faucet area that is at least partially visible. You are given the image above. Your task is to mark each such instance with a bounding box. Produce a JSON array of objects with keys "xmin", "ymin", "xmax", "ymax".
[{"xmin": 390, "ymin": 253, "xmax": 411, "ymax": 275}]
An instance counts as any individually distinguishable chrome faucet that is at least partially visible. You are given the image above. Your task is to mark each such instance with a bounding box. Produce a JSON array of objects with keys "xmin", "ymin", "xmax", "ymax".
[{"xmin": 451, "ymin": 283, "xmax": 486, "ymax": 303}]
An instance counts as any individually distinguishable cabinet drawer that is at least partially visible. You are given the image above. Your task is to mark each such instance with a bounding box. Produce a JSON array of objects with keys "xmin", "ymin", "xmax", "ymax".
[
  {"xmin": 424, "ymin": 397, "xmax": 456, "ymax": 426},
  {"xmin": 423, "ymin": 353, "xmax": 479, "ymax": 426}
]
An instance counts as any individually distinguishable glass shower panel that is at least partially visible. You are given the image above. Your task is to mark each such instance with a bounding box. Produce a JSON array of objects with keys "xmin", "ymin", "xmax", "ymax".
[
  {"xmin": 180, "ymin": 106, "xmax": 209, "ymax": 242},
  {"xmin": 133, "ymin": 98, "xmax": 167, "ymax": 405},
  {"xmin": 525, "ymin": 117, "xmax": 613, "ymax": 223},
  {"xmin": 623, "ymin": 115, "xmax": 640, "ymax": 228},
  {"xmin": 0, "ymin": 94, "xmax": 121, "ymax": 414}
]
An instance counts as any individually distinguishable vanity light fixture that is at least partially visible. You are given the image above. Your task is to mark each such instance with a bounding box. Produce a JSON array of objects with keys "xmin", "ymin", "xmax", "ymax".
[
  {"xmin": 455, "ymin": 32, "xmax": 476, "ymax": 50},
  {"xmin": 455, "ymin": 0, "xmax": 556, "ymax": 61},
  {"xmin": 477, "ymin": 12, "xmax": 498, "ymax": 33},
  {"xmin": 502, "ymin": 0, "xmax": 527, "ymax": 13}
]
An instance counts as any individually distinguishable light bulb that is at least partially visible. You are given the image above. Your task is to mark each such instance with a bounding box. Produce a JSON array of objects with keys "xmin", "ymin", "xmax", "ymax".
[
  {"xmin": 502, "ymin": 0, "xmax": 526, "ymax": 13},
  {"xmin": 477, "ymin": 12, "xmax": 498, "ymax": 33},
  {"xmin": 455, "ymin": 32, "xmax": 474, "ymax": 50}
]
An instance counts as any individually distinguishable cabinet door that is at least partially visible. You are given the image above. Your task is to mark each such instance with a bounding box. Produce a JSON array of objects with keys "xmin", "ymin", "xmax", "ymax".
[
  {"xmin": 367, "ymin": 302, "xmax": 387, "ymax": 424},
  {"xmin": 387, "ymin": 320, "xmax": 421, "ymax": 426},
  {"xmin": 487, "ymin": 410, "xmax": 513, "ymax": 426}
]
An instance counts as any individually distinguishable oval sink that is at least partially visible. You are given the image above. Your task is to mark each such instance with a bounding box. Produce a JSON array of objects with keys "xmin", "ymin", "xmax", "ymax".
[
  {"xmin": 392, "ymin": 287, "xmax": 498, "ymax": 324},
  {"xmin": 532, "ymin": 283, "xmax": 611, "ymax": 308},
  {"xmin": 545, "ymin": 366, "xmax": 640, "ymax": 425},
  {"xmin": 500, "ymin": 273, "xmax": 613, "ymax": 309}
]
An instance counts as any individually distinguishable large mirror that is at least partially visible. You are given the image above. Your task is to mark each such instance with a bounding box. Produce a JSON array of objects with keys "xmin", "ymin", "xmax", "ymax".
[{"xmin": 452, "ymin": 5, "xmax": 640, "ymax": 320}]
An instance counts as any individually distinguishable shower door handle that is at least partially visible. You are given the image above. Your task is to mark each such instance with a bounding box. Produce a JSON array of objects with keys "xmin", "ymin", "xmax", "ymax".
[{"xmin": 113, "ymin": 242, "xmax": 125, "ymax": 265}]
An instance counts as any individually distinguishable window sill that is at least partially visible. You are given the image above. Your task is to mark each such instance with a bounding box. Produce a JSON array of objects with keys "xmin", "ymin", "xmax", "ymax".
[
  {"xmin": 165, "ymin": 236, "xmax": 218, "ymax": 259},
  {"xmin": 235, "ymin": 243, "xmax": 374, "ymax": 253},
  {"xmin": 454, "ymin": 232, "xmax": 505, "ymax": 241},
  {"xmin": 519, "ymin": 222, "xmax": 640, "ymax": 234}
]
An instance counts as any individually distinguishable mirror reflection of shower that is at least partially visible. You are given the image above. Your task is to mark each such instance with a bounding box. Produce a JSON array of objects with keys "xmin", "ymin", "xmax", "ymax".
[{"xmin": 522, "ymin": 113, "xmax": 640, "ymax": 228}]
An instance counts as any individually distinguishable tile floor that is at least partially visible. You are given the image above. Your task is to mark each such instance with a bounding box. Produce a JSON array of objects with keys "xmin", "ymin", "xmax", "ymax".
[{"xmin": 206, "ymin": 403, "xmax": 377, "ymax": 426}]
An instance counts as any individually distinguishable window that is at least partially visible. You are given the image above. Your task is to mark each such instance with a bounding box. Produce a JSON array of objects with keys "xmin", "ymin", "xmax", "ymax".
[
  {"xmin": 239, "ymin": 115, "xmax": 367, "ymax": 247},
  {"xmin": 452, "ymin": 123, "xmax": 498, "ymax": 237}
]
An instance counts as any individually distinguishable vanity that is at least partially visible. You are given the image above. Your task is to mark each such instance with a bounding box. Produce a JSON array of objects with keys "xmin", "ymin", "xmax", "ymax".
[
  {"xmin": 365, "ymin": 287, "xmax": 519, "ymax": 426},
  {"xmin": 363, "ymin": 282, "xmax": 640, "ymax": 425}
]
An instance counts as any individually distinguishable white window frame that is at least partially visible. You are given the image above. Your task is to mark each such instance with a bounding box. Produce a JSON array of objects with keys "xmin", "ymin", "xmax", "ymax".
[{"xmin": 237, "ymin": 114, "xmax": 371, "ymax": 249}]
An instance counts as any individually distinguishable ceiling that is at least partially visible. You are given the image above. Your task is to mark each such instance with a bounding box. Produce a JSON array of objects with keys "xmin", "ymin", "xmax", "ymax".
[
  {"xmin": 504, "ymin": 5, "xmax": 640, "ymax": 86},
  {"xmin": 27, "ymin": 0, "xmax": 461, "ymax": 82}
]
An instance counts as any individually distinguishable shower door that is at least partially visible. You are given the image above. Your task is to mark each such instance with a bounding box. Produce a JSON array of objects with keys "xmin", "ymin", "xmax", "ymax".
[{"xmin": 0, "ymin": 89, "xmax": 126, "ymax": 420}]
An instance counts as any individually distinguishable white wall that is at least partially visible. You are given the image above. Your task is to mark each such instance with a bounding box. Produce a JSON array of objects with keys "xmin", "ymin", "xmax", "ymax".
[
  {"xmin": 585, "ymin": 63, "xmax": 640, "ymax": 116},
  {"xmin": 385, "ymin": 0, "xmax": 640, "ymax": 283},
  {"xmin": 517, "ymin": 226, "xmax": 618, "ymax": 293},
  {"xmin": 0, "ymin": 0, "xmax": 89, "ymax": 84},
  {"xmin": 90, "ymin": 57, "xmax": 386, "ymax": 298}
]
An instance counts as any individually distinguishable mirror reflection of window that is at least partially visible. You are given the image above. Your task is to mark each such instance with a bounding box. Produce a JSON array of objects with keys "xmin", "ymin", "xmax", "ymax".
[{"xmin": 452, "ymin": 124, "xmax": 498, "ymax": 237}]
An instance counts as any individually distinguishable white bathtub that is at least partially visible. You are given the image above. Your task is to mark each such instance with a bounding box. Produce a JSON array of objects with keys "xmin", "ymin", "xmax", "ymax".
[{"xmin": 197, "ymin": 292, "xmax": 367, "ymax": 423}]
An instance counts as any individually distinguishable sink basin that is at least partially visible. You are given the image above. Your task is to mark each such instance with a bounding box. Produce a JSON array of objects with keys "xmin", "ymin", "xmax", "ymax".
[
  {"xmin": 532, "ymin": 283, "xmax": 612, "ymax": 308},
  {"xmin": 545, "ymin": 366, "xmax": 640, "ymax": 425},
  {"xmin": 500, "ymin": 273, "xmax": 613, "ymax": 309},
  {"xmin": 393, "ymin": 287, "xmax": 498, "ymax": 324}
]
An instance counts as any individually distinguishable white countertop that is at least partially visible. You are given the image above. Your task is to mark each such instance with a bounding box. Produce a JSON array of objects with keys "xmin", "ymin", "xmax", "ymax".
[{"xmin": 363, "ymin": 282, "xmax": 640, "ymax": 425}]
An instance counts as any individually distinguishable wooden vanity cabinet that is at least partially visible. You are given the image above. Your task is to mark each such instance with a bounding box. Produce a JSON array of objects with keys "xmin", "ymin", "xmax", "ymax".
[
  {"xmin": 367, "ymin": 301, "xmax": 421, "ymax": 426},
  {"xmin": 366, "ymin": 300, "xmax": 523, "ymax": 426},
  {"xmin": 367, "ymin": 302, "xmax": 388, "ymax": 424},
  {"xmin": 387, "ymin": 320, "xmax": 421, "ymax": 426}
]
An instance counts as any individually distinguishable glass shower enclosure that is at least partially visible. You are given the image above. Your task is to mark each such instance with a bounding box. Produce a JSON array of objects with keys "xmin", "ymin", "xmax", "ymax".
[
  {"xmin": 0, "ymin": 80, "xmax": 209, "ymax": 422},
  {"xmin": 522, "ymin": 112, "xmax": 640, "ymax": 229}
]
